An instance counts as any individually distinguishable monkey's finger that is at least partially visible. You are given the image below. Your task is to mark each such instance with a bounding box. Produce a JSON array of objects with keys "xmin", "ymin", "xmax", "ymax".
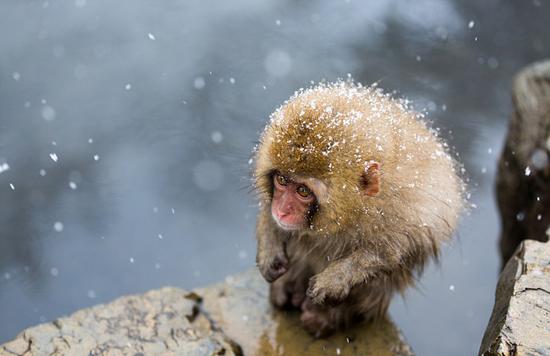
[
  {"xmin": 262, "ymin": 255, "xmax": 288, "ymax": 282},
  {"xmin": 306, "ymin": 285, "xmax": 325, "ymax": 305}
]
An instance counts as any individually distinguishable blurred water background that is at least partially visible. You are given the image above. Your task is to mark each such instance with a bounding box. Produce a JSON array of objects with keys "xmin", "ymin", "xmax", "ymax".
[{"xmin": 1, "ymin": 1, "xmax": 549, "ymax": 354}]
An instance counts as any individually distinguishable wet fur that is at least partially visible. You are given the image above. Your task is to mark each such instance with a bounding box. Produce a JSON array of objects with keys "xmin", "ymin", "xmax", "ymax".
[{"xmin": 254, "ymin": 82, "xmax": 465, "ymax": 336}]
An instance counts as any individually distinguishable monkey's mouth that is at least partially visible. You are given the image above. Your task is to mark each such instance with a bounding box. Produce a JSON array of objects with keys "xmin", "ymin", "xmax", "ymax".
[{"xmin": 271, "ymin": 213, "xmax": 303, "ymax": 231}]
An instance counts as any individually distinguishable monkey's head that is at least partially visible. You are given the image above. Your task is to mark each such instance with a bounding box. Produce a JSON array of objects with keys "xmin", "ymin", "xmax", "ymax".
[{"xmin": 254, "ymin": 83, "xmax": 386, "ymax": 237}]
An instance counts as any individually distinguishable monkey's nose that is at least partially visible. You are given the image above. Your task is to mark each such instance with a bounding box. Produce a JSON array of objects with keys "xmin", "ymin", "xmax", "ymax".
[
  {"xmin": 280, "ymin": 202, "xmax": 297, "ymax": 215},
  {"xmin": 277, "ymin": 208, "xmax": 292, "ymax": 218}
]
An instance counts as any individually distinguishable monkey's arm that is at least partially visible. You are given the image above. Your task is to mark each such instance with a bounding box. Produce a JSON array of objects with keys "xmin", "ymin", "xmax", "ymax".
[
  {"xmin": 256, "ymin": 207, "xmax": 289, "ymax": 282},
  {"xmin": 307, "ymin": 248, "xmax": 402, "ymax": 305}
]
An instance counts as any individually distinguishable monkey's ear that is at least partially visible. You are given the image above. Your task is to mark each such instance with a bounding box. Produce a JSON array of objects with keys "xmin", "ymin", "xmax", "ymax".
[{"xmin": 361, "ymin": 161, "xmax": 380, "ymax": 197}]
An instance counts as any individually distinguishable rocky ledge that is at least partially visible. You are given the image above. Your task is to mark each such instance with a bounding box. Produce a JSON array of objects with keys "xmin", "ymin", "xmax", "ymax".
[
  {"xmin": 479, "ymin": 239, "xmax": 550, "ymax": 355},
  {"xmin": 1, "ymin": 269, "xmax": 413, "ymax": 355}
]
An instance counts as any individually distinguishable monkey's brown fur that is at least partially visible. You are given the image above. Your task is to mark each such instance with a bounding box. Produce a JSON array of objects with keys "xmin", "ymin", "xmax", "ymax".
[{"xmin": 254, "ymin": 82, "xmax": 465, "ymax": 337}]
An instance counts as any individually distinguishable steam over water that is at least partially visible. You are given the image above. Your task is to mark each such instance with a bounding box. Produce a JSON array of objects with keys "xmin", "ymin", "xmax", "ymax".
[{"xmin": 0, "ymin": 1, "xmax": 549, "ymax": 354}]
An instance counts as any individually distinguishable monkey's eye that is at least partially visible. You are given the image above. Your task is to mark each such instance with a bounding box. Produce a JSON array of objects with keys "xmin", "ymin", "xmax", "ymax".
[
  {"xmin": 275, "ymin": 174, "xmax": 288, "ymax": 186},
  {"xmin": 296, "ymin": 185, "xmax": 312, "ymax": 198}
]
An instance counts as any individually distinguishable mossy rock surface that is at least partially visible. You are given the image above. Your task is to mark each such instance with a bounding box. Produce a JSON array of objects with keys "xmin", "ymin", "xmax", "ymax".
[{"xmin": 198, "ymin": 269, "xmax": 413, "ymax": 356}]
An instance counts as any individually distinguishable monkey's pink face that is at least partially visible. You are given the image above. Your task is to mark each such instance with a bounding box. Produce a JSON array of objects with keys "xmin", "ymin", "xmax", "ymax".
[{"xmin": 271, "ymin": 173, "xmax": 316, "ymax": 231}]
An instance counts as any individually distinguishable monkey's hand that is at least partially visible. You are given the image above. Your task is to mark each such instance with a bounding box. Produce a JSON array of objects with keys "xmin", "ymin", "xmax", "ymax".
[
  {"xmin": 307, "ymin": 267, "xmax": 351, "ymax": 305},
  {"xmin": 257, "ymin": 247, "xmax": 288, "ymax": 283}
]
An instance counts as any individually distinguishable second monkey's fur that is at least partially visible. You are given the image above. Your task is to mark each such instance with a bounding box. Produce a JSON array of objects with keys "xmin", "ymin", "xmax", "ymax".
[{"xmin": 254, "ymin": 82, "xmax": 465, "ymax": 335}]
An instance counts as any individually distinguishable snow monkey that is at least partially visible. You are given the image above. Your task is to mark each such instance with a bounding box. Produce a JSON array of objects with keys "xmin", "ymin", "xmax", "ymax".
[{"xmin": 253, "ymin": 82, "xmax": 465, "ymax": 337}]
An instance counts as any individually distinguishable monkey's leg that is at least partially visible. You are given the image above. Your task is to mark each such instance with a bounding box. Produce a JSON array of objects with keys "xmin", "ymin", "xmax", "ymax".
[
  {"xmin": 299, "ymin": 297, "xmax": 351, "ymax": 338},
  {"xmin": 354, "ymin": 282, "xmax": 392, "ymax": 322},
  {"xmin": 270, "ymin": 267, "xmax": 310, "ymax": 309}
]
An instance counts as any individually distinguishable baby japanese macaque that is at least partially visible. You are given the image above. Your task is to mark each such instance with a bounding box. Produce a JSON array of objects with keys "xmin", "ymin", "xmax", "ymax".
[{"xmin": 254, "ymin": 82, "xmax": 465, "ymax": 337}]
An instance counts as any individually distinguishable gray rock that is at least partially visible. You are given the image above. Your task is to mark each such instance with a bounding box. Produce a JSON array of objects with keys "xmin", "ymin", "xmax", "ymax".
[
  {"xmin": 496, "ymin": 60, "xmax": 550, "ymax": 265},
  {"xmin": 0, "ymin": 287, "xmax": 240, "ymax": 356},
  {"xmin": 479, "ymin": 239, "xmax": 550, "ymax": 355},
  {"xmin": 2, "ymin": 269, "xmax": 413, "ymax": 355}
]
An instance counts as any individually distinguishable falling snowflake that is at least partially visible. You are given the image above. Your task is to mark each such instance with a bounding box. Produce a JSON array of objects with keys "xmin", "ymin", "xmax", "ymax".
[
  {"xmin": 54, "ymin": 222, "xmax": 64, "ymax": 232},
  {"xmin": 0, "ymin": 163, "xmax": 9, "ymax": 174},
  {"xmin": 42, "ymin": 106, "xmax": 56, "ymax": 121},
  {"xmin": 264, "ymin": 50, "xmax": 292, "ymax": 77},
  {"xmin": 194, "ymin": 77, "xmax": 205, "ymax": 89},
  {"xmin": 211, "ymin": 131, "xmax": 223, "ymax": 143},
  {"xmin": 516, "ymin": 212, "xmax": 525, "ymax": 221}
]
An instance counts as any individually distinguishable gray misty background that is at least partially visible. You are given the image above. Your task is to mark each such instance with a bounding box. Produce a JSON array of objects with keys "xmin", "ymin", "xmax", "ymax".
[{"xmin": 0, "ymin": 0, "xmax": 549, "ymax": 354}]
